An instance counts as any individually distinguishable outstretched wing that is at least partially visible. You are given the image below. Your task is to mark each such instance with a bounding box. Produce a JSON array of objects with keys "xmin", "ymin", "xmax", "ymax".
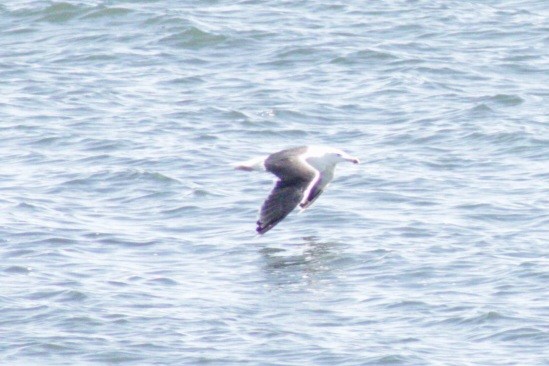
[
  {"xmin": 256, "ymin": 179, "xmax": 308, "ymax": 234},
  {"xmin": 257, "ymin": 150, "xmax": 318, "ymax": 234}
]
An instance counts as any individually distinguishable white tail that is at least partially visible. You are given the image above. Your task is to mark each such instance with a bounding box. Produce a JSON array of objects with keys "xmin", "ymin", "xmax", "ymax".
[{"xmin": 233, "ymin": 156, "xmax": 266, "ymax": 172}]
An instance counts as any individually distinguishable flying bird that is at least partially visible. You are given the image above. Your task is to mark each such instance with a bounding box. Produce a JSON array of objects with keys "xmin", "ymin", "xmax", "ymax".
[{"xmin": 234, "ymin": 146, "xmax": 359, "ymax": 234}]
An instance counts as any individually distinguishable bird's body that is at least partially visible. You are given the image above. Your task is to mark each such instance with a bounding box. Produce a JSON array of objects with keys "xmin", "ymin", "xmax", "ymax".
[{"xmin": 235, "ymin": 146, "xmax": 359, "ymax": 234}]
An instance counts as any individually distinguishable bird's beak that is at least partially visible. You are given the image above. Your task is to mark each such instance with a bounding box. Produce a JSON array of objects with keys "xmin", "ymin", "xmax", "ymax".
[{"xmin": 349, "ymin": 157, "xmax": 360, "ymax": 164}]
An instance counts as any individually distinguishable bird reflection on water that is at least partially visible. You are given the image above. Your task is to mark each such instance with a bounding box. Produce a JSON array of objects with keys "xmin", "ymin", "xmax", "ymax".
[{"xmin": 259, "ymin": 236, "xmax": 345, "ymax": 288}]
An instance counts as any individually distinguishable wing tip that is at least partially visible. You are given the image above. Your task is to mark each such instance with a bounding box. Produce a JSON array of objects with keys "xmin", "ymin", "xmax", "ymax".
[
  {"xmin": 256, "ymin": 221, "xmax": 271, "ymax": 235},
  {"xmin": 257, "ymin": 218, "xmax": 284, "ymax": 235}
]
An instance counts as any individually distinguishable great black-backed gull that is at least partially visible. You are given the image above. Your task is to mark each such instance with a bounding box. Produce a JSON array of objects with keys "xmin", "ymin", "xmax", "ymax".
[{"xmin": 234, "ymin": 146, "xmax": 359, "ymax": 234}]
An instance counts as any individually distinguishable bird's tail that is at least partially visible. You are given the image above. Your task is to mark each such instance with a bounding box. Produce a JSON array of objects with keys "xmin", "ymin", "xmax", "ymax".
[{"xmin": 233, "ymin": 156, "xmax": 267, "ymax": 172}]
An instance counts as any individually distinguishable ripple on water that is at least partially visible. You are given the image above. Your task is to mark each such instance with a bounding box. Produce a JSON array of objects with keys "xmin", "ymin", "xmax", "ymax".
[
  {"xmin": 39, "ymin": 2, "xmax": 83, "ymax": 23},
  {"xmin": 3, "ymin": 265, "xmax": 33, "ymax": 275},
  {"xmin": 81, "ymin": 6, "xmax": 132, "ymax": 20},
  {"xmin": 159, "ymin": 26, "xmax": 229, "ymax": 49}
]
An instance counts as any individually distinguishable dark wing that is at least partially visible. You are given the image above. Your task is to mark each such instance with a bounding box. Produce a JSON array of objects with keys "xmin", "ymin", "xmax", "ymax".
[
  {"xmin": 256, "ymin": 149, "xmax": 317, "ymax": 234},
  {"xmin": 256, "ymin": 179, "xmax": 309, "ymax": 234}
]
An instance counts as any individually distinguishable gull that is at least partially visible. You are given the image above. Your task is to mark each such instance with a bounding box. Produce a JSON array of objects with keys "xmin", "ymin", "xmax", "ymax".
[{"xmin": 234, "ymin": 146, "xmax": 359, "ymax": 234}]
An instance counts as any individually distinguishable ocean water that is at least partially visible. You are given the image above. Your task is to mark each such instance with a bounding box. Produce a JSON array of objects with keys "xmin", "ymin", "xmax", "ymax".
[{"xmin": 1, "ymin": 0, "xmax": 548, "ymax": 365}]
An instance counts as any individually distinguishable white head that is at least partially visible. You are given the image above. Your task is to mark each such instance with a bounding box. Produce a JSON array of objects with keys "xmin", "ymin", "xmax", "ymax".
[{"xmin": 305, "ymin": 146, "xmax": 360, "ymax": 167}]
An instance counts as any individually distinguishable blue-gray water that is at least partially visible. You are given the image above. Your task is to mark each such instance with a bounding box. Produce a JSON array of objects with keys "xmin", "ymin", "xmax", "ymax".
[{"xmin": 1, "ymin": 1, "xmax": 548, "ymax": 365}]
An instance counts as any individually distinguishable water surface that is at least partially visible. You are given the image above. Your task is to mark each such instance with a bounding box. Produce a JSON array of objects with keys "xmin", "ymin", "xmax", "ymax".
[{"xmin": 1, "ymin": 1, "xmax": 548, "ymax": 365}]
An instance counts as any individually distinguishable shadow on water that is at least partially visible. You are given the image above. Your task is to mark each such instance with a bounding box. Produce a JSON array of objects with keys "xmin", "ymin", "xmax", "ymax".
[{"xmin": 259, "ymin": 236, "xmax": 345, "ymax": 288}]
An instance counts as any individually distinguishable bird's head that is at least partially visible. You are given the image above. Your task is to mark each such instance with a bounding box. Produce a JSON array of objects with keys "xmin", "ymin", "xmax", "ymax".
[
  {"xmin": 331, "ymin": 148, "xmax": 360, "ymax": 165},
  {"xmin": 321, "ymin": 147, "xmax": 360, "ymax": 165},
  {"xmin": 306, "ymin": 146, "xmax": 360, "ymax": 167}
]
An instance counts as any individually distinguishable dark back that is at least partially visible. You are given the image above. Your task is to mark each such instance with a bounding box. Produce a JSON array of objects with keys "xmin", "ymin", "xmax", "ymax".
[{"xmin": 264, "ymin": 146, "xmax": 314, "ymax": 183}]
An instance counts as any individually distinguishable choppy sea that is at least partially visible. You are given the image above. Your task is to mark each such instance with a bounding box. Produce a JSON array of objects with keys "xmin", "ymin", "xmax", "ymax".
[{"xmin": 1, "ymin": 1, "xmax": 548, "ymax": 365}]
